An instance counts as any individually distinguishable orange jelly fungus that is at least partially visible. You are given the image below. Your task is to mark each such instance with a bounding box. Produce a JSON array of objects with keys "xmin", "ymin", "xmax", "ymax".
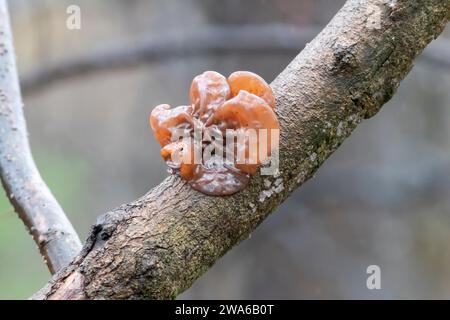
[{"xmin": 150, "ymin": 71, "xmax": 279, "ymax": 196}]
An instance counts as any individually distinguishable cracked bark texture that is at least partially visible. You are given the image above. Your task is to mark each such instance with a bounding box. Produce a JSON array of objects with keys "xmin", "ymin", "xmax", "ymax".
[
  {"xmin": 0, "ymin": 0, "xmax": 81, "ymax": 274},
  {"xmin": 33, "ymin": 0, "xmax": 449, "ymax": 299}
]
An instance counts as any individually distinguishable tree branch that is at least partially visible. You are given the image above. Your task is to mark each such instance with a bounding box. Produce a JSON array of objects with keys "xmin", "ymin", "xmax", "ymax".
[
  {"xmin": 0, "ymin": 0, "xmax": 81, "ymax": 274},
  {"xmin": 33, "ymin": 0, "xmax": 449, "ymax": 299},
  {"xmin": 20, "ymin": 23, "xmax": 450, "ymax": 96},
  {"xmin": 20, "ymin": 24, "xmax": 317, "ymax": 95}
]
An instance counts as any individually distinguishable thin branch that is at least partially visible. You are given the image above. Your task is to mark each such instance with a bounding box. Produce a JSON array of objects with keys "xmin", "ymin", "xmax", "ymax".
[
  {"xmin": 19, "ymin": 25, "xmax": 318, "ymax": 95},
  {"xmin": 0, "ymin": 0, "xmax": 81, "ymax": 274},
  {"xmin": 33, "ymin": 0, "xmax": 449, "ymax": 299},
  {"xmin": 20, "ymin": 23, "xmax": 450, "ymax": 96}
]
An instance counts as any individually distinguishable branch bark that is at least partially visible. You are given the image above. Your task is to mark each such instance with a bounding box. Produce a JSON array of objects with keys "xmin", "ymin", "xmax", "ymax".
[
  {"xmin": 20, "ymin": 23, "xmax": 450, "ymax": 96},
  {"xmin": 0, "ymin": 0, "xmax": 81, "ymax": 274},
  {"xmin": 33, "ymin": 0, "xmax": 449, "ymax": 299}
]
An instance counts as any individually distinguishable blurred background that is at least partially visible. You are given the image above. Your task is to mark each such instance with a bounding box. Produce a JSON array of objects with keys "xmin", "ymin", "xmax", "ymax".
[{"xmin": 0, "ymin": 0, "xmax": 449, "ymax": 299}]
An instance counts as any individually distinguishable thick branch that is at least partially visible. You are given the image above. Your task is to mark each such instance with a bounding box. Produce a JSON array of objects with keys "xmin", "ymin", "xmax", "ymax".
[
  {"xmin": 33, "ymin": 0, "xmax": 449, "ymax": 299},
  {"xmin": 0, "ymin": 0, "xmax": 81, "ymax": 273},
  {"xmin": 21, "ymin": 23, "xmax": 450, "ymax": 96}
]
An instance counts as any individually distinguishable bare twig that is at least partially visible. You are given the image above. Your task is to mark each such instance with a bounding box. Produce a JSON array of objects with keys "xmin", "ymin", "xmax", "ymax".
[
  {"xmin": 21, "ymin": 23, "xmax": 450, "ymax": 95},
  {"xmin": 31, "ymin": 0, "xmax": 449, "ymax": 299},
  {"xmin": 0, "ymin": 0, "xmax": 81, "ymax": 274},
  {"xmin": 20, "ymin": 25, "xmax": 318, "ymax": 95}
]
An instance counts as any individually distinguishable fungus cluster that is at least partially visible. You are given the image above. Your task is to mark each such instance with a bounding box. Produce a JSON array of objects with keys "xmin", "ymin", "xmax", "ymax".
[{"xmin": 150, "ymin": 71, "xmax": 279, "ymax": 196}]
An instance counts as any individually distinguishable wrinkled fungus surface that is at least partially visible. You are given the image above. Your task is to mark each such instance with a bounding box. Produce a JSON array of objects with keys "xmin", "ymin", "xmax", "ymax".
[{"xmin": 150, "ymin": 71, "xmax": 279, "ymax": 196}]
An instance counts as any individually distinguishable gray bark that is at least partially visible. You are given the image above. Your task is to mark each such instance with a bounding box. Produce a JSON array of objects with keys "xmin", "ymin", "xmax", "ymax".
[{"xmin": 0, "ymin": 0, "xmax": 82, "ymax": 274}]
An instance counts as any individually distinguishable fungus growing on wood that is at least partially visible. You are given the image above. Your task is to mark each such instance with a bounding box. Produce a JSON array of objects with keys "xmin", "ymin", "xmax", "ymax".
[{"xmin": 150, "ymin": 71, "xmax": 279, "ymax": 195}]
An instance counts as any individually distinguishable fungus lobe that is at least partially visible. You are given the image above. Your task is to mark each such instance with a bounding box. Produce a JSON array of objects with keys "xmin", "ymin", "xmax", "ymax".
[{"xmin": 150, "ymin": 71, "xmax": 279, "ymax": 196}]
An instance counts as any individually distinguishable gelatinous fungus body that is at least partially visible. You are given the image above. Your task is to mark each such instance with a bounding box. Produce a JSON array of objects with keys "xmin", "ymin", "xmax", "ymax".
[{"xmin": 150, "ymin": 71, "xmax": 279, "ymax": 196}]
